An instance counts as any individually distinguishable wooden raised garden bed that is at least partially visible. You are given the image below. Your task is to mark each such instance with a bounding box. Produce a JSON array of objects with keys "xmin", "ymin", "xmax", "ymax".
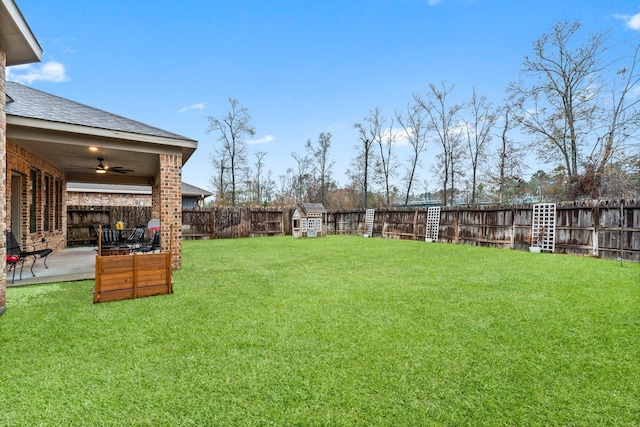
[
  {"xmin": 94, "ymin": 252, "xmax": 172, "ymax": 303},
  {"xmin": 93, "ymin": 223, "xmax": 173, "ymax": 304}
]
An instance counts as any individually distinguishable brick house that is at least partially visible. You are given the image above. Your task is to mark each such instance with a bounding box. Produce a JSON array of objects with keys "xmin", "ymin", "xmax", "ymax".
[
  {"xmin": 1, "ymin": 0, "xmax": 198, "ymax": 316},
  {"xmin": 66, "ymin": 182, "xmax": 212, "ymax": 208}
]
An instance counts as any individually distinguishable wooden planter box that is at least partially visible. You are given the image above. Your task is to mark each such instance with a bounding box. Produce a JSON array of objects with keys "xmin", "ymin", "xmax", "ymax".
[{"xmin": 94, "ymin": 252, "xmax": 172, "ymax": 303}]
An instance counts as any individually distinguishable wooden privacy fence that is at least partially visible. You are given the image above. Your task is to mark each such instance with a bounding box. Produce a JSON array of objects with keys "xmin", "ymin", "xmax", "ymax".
[
  {"xmin": 180, "ymin": 207, "xmax": 294, "ymax": 239},
  {"xmin": 68, "ymin": 201, "xmax": 640, "ymax": 262},
  {"xmin": 68, "ymin": 206, "xmax": 152, "ymax": 245},
  {"xmin": 327, "ymin": 200, "xmax": 639, "ymax": 262}
]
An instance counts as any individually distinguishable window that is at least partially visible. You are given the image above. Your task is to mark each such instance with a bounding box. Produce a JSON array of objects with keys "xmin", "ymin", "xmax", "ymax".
[
  {"xmin": 44, "ymin": 175, "xmax": 50, "ymax": 231},
  {"xmin": 55, "ymin": 179, "xmax": 62, "ymax": 231},
  {"xmin": 29, "ymin": 169, "xmax": 38, "ymax": 233}
]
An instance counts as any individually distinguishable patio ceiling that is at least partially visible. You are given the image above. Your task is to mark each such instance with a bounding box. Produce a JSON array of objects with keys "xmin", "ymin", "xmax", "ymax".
[{"xmin": 8, "ymin": 120, "xmax": 191, "ymax": 185}]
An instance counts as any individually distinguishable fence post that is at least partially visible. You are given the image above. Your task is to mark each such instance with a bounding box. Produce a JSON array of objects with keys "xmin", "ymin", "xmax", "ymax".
[
  {"xmin": 592, "ymin": 205, "xmax": 599, "ymax": 257},
  {"xmin": 210, "ymin": 208, "xmax": 216, "ymax": 239},
  {"xmin": 620, "ymin": 201, "xmax": 625, "ymax": 259},
  {"xmin": 510, "ymin": 208, "xmax": 516, "ymax": 249},
  {"xmin": 454, "ymin": 209, "xmax": 460, "ymax": 244}
]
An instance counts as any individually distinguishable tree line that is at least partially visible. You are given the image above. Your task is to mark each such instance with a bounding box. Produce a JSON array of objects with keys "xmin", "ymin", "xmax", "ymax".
[{"xmin": 207, "ymin": 21, "xmax": 640, "ymax": 209}]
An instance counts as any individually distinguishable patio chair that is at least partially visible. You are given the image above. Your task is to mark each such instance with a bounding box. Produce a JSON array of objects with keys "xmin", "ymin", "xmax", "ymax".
[
  {"xmin": 133, "ymin": 229, "xmax": 160, "ymax": 253},
  {"xmin": 5, "ymin": 230, "xmax": 53, "ymax": 283},
  {"xmin": 101, "ymin": 227, "xmax": 120, "ymax": 246},
  {"xmin": 123, "ymin": 224, "xmax": 147, "ymax": 251},
  {"xmin": 6, "ymin": 253, "xmax": 23, "ymax": 284}
]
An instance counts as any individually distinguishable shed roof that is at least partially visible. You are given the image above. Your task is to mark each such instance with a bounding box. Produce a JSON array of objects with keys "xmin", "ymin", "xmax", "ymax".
[{"xmin": 300, "ymin": 203, "xmax": 326, "ymax": 215}]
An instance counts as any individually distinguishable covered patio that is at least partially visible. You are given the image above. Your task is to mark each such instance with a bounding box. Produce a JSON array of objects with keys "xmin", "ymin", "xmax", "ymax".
[
  {"xmin": 7, "ymin": 246, "xmax": 95, "ymax": 286},
  {"xmin": 6, "ymin": 81, "xmax": 198, "ymax": 270}
]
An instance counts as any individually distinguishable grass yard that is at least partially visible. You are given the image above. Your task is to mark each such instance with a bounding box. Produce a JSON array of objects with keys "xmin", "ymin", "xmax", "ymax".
[{"xmin": 1, "ymin": 235, "xmax": 639, "ymax": 426}]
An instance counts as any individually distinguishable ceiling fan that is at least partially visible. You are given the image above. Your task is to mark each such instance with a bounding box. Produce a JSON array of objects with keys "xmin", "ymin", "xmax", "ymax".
[{"xmin": 95, "ymin": 157, "xmax": 134, "ymax": 174}]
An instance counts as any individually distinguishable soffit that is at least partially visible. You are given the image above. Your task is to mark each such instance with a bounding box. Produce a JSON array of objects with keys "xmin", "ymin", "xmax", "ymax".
[{"xmin": 0, "ymin": 0, "xmax": 42, "ymax": 66}]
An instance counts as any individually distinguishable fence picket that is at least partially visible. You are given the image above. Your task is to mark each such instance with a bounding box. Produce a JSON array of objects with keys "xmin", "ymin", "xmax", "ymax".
[{"xmin": 68, "ymin": 200, "xmax": 640, "ymax": 262}]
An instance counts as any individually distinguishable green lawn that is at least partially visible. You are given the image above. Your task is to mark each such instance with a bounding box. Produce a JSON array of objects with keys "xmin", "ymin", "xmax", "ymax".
[{"xmin": 1, "ymin": 236, "xmax": 639, "ymax": 426}]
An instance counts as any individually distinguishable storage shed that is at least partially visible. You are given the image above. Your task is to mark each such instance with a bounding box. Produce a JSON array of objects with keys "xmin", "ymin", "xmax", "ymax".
[{"xmin": 292, "ymin": 203, "xmax": 327, "ymax": 238}]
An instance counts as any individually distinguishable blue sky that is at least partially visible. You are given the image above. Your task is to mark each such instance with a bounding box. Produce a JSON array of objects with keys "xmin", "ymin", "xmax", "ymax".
[{"xmin": 8, "ymin": 0, "xmax": 640, "ymax": 193}]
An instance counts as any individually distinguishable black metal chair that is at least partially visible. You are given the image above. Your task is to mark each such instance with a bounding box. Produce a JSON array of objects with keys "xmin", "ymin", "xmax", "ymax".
[
  {"xmin": 5, "ymin": 230, "xmax": 53, "ymax": 283},
  {"xmin": 132, "ymin": 229, "xmax": 160, "ymax": 253},
  {"xmin": 123, "ymin": 224, "xmax": 147, "ymax": 251}
]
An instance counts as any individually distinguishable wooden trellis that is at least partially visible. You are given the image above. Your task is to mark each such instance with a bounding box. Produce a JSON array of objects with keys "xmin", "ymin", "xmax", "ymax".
[
  {"xmin": 531, "ymin": 203, "xmax": 556, "ymax": 252},
  {"xmin": 364, "ymin": 209, "xmax": 375, "ymax": 237},
  {"xmin": 425, "ymin": 207, "xmax": 441, "ymax": 241}
]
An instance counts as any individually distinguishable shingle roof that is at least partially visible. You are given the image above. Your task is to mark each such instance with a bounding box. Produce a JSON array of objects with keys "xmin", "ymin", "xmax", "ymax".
[
  {"xmin": 300, "ymin": 203, "xmax": 326, "ymax": 214},
  {"xmin": 67, "ymin": 181, "xmax": 212, "ymax": 197},
  {"xmin": 5, "ymin": 81, "xmax": 195, "ymax": 142},
  {"xmin": 181, "ymin": 182, "xmax": 213, "ymax": 197}
]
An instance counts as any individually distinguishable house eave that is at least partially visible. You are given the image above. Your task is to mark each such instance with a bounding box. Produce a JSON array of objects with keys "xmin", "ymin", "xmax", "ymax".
[
  {"xmin": 0, "ymin": 0, "xmax": 42, "ymax": 66},
  {"xmin": 7, "ymin": 115, "xmax": 197, "ymax": 163}
]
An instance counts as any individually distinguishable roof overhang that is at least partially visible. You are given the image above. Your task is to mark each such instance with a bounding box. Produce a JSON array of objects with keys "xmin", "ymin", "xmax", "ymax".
[
  {"xmin": 0, "ymin": 0, "xmax": 42, "ymax": 66},
  {"xmin": 7, "ymin": 116, "xmax": 198, "ymax": 185}
]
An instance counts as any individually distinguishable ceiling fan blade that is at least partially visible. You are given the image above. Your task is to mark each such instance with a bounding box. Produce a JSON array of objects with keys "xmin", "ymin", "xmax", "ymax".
[{"xmin": 110, "ymin": 167, "xmax": 134, "ymax": 174}]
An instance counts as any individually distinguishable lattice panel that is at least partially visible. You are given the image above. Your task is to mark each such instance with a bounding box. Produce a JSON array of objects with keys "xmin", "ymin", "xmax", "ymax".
[
  {"xmin": 364, "ymin": 209, "xmax": 375, "ymax": 237},
  {"xmin": 531, "ymin": 203, "xmax": 556, "ymax": 252},
  {"xmin": 426, "ymin": 207, "xmax": 441, "ymax": 241}
]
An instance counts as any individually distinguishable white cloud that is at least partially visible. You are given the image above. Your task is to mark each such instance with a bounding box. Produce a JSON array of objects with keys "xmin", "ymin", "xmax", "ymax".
[
  {"xmin": 383, "ymin": 127, "xmax": 411, "ymax": 146},
  {"xmin": 615, "ymin": 13, "xmax": 640, "ymax": 30},
  {"xmin": 247, "ymin": 134, "xmax": 275, "ymax": 145},
  {"xmin": 179, "ymin": 102, "xmax": 205, "ymax": 113},
  {"xmin": 7, "ymin": 61, "xmax": 68, "ymax": 84}
]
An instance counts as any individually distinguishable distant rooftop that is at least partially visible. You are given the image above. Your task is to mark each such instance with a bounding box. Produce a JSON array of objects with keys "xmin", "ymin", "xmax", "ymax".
[{"xmin": 67, "ymin": 182, "xmax": 212, "ymax": 197}]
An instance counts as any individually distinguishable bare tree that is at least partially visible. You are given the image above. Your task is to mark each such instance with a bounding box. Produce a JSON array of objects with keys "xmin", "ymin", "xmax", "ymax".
[
  {"xmin": 357, "ymin": 107, "xmax": 398, "ymax": 207},
  {"xmin": 290, "ymin": 151, "xmax": 312, "ymax": 204},
  {"xmin": 508, "ymin": 21, "xmax": 606, "ymax": 180},
  {"xmin": 464, "ymin": 87, "xmax": 498, "ymax": 203},
  {"xmin": 396, "ymin": 102, "xmax": 429, "ymax": 206},
  {"xmin": 305, "ymin": 132, "xmax": 334, "ymax": 205},
  {"xmin": 352, "ymin": 122, "xmax": 378, "ymax": 208},
  {"xmin": 263, "ymin": 170, "xmax": 276, "ymax": 206},
  {"xmin": 485, "ymin": 106, "xmax": 526, "ymax": 203},
  {"xmin": 209, "ymin": 150, "xmax": 229, "ymax": 205},
  {"xmin": 416, "ymin": 82, "xmax": 463, "ymax": 206},
  {"xmin": 252, "ymin": 150, "xmax": 267, "ymax": 205},
  {"xmin": 590, "ymin": 43, "xmax": 640, "ymax": 182},
  {"xmin": 207, "ymin": 98, "xmax": 255, "ymax": 206}
]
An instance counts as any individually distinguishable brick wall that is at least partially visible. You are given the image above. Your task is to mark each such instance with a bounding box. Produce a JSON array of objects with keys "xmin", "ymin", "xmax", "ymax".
[
  {"xmin": 6, "ymin": 140, "xmax": 66, "ymax": 252},
  {"xmin": 66, "ymin": 192, "xmax": 152, "ymax": 207},
  {"xmin": 158, "ymin": 154, "xmax": 182, "ymax": 269},
  {"xmin": 1, "ymin": 48, "xmax": 6, "ymax": 315}
]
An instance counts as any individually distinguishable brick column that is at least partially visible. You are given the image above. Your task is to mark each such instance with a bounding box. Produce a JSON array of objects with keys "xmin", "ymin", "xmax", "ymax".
[
  {"xmin": 0, "ymin": 48, "xmax": 7, "ymax": 316},
  {"xmin": 158, "ymin": 153, "xmax": 182, "ymax": 269}
]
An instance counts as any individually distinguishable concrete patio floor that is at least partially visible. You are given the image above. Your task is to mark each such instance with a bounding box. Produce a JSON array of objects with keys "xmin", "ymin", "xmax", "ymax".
[{"xmin": 8, "ymin": 246, "xmax": 96, "ymax": 286}]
